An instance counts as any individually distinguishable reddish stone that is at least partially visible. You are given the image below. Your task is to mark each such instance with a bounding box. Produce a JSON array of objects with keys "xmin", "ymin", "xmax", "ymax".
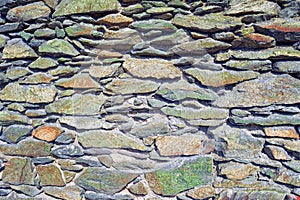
[{"xmin": 32, "ymin": 125, "xmax": 63, "ymax": 142}]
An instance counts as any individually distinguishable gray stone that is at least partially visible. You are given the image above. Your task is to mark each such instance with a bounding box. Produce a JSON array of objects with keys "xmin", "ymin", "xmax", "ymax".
[
  {"xmin": 0, "ymin": 111, "xmax": 30, "ymax": 125},
  {"xmin": 52, "ymin": 144, "xmax": 84, "ymax": 158},
  {"xmin": 275, "ymin": 170, "xmax": 300, "ymax": 187},
  {"xmin": 273, "ymin": 61, "xmax": 300, "ymax": 73},
  {"xmin": 218, "ymin": 162, "xmax": 258, "ymax": 181},
  {"xmin": 55, "ymin": 73, "xmax": 100, "ymax": 89},
  {"xmin": 44, "ymin": 186, "xmax": 83, "ymax": 200},
  {"xmin": 2, "ymin": 38, "xmax": 37, "ymax": 59},
  {"xmin": 225, "ymin": 60, "xmax": 272, "ymax": 71},
  {"xmin": 130, "ymin": 19, "xmax": 177, "ymax": 33},
  {"xmin": 10, "ymin": 185, "xmax": 41, "ymax": 197},
  {"xmin": 264, "ymin": 145, "xmax": 291, "ymax": 161},
  {"xmin": 1, "ymin": 125, "xmax": 32, "ymax": 143},
  {"xmin": 34, "ymin": 28, "xmax": 56, "ymax": 38},
  {"xmin": 89, "ymin": 63, "xmax": 120, "ymax": 78},
  {"xmin": 59, "ymin": 116, "xmax": 104, "ymax": 130},
  {"xmin": 0, "ymin": 23, "xmax": 23, "ymax": 33},
  {"xmin": 0, "ymin": 35, "xmax": 9, "ymax": 49}
]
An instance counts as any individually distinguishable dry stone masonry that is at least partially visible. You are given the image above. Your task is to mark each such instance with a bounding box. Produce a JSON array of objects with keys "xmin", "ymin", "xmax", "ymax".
[{"xmin": 0, "ymin": 0, "xmax": 300, "ymax": 199}]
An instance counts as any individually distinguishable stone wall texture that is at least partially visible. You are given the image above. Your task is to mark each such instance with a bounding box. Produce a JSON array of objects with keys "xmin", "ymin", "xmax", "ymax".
[{"xmin": 0, "ymin": 0, "xmax": 300, "ymax": 199}]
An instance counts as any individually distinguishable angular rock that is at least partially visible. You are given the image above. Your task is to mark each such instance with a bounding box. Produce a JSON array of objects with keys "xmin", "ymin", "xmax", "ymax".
[
  {"xmin": 232, "ymin": 33, "xmax": 275, "ymax": 49},
  {"xmin": 273, "ymin": 61, "xmax": 300, "ymax": 73},
  {"xmin": 218, "ymin": 162, "xmax": 258, "ymax": 181},
  {"xmin": 52, "ymin": 144, "xmax": 84, "ymax": 158},
  {"xmin": 65, "ymin": 23, "xmax": 96, "ymax": 38},
  {"xmin": 32, "ymin": 125, "xmax": 63, "ymax": 142},
  {"xmin": 75, "ymin": 168, "xmax": 138, "ymax": 194},
  {"xmin": 130, "ymin": 19, "xmax": 177, "ymax": 33},
  {"xmin": 0, "ymin": 34, "xmax": 9, "ymax": 49},
  {"xmin": 28, "ymin": 57, "xmax": 58, "ymax": 69},
  {"xmin": 187, "ymin": 185, "xmax": 215, "ymax": 200},
  {"xmin": 268, "ymin": 138, "xmax": 300, "ymax": 154},
  {"xmin": 123, "ymin": 56, "xmax": 181, "ymax": 79},
  {"xmin": 214, "ymin": 74, "xmax": 300, "ymax": 107},
  {"xmin": 0, "ymin": 111, "xmax": 30, "ymax": 125},
  {"xmin": 225, "ymin": 60, "xmax": 272, "ymax": 71},
  {"xmin": 53, "ymin": 0, "xmax": 121, "ymax": 17},
  {"xmin": 89, "ymin": 63, "xmax": 120, "ymax": 78},
  {"xmin": 45, "ymin": 94, "xmax": 106, "ymax": 115},
  {"xmin": 104, "ymin": 78, "xmax": 159, "ymax": 95},
  {"xmin": 6, "ymin": 1, "xmax": 51, "ymax": 22},
  {"xmin": 150, "ymin": 29, "xmax": 189, "ymax": 49},
  {"xmin": 172, "ymin": 13, "xmax": 242, "ymax": 33},
  {"xmin": 20, "ymin": 73, "xmax": 53, "ymax": 84},
  {"xmin": 78, "ymin": 130, "xmax": 148, "ymax": 151},
  {"xmin": 146, "ymin": 157, "xmax": 212, "ymax": 196},
  {"xmin": 10, "ymin": 185, "xmax": 41, "ymax": 197},
  {"xmin": 0, "ymin": 83, "xmax": 57, "ymax": 104},
  {"xmin": 97, "ymin": 13, "xmax": 133, "ymax": 27},
  {"xmin": 39, "ymin": 39, "xmax": 80, "ymax": 56},
  {"xmin": 104, "ymin": 27, "xmax": 139, "ymax": 40},
  {"xmin": 0, "ymin": 139, "xmax": 52, "ymax": 157},
  {"xmin": 49, "ymin": 66, "xmax": 80, "ymax": 76},
  {"xmin": 171, "ymin": 38, "xmax": 231, "ymax": 56},
  {"xmin": 1, "ymin": 125, "xmax": 32, "ymax": 143},
  {"xmin": 275, "ymin": 170, "xmax": 300, "ymax": 187},
  {"xmin": 185, "ymin": 68, "xmax": 259, "ymax": 87},
  {"xmin": 219, "ymin": 189, "xmax": 286, "ymax": 200},
  {"xmin": 59, "ymin": 116, "xmax": 103, "ymax": 130},
  {"xmin": 2, "ymin": 38, "xmax": 37, "ymax": 59},
  {"xmin": 264, "ymin": 145, "xmax": 291, "ymax": 161},
  {"xmin": 128, "ymin": 181, "xmax": 148, "ymax": 196},
  {"xmin": 44, "ymin": 186, "xmax": 83, "ymax": 200},
  {"xmin": 36, "ymin": 164, "xmax": 65, "ymax": 186},
  {"xmin": 43, "ymin": 0, "xmax": 59, "ymax": 8},
  {"xmin": 55, "ymin": 73, "xmax": 100, "ymax": 89},
  {"xmin": 122, "ymin": 4, "xmax": 144, "ymax": 16},
  {"xmin": 161, "ymin": 106, "xmax": 228, "ymax": 120},
  {"xmin": 0, "ymin": 23, "xmax": 23, "ymax": 33},
  {"xmin": 156, "ymin": 134, "xmax": 203, "ymax": 156},
  {"xmin": 34, "ymin": 28, "xmax": 56, "ymax": 38},
  {"xmin": 265, "ymin": 127, "xmax": 299, "ymax": 139},
  {"xmin": 2, "ymin": 158, "xmax": 35, "ymax": 185}
]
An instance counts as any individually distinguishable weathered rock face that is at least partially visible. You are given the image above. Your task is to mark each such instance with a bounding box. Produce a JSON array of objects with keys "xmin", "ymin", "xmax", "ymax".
[
  {"xmin": 39, "ymin": 39, "xmax": 79, "ymax": 56},
  {"xmin": 2, "ymin": 38, "xmax": 37, "ymax": 59}
]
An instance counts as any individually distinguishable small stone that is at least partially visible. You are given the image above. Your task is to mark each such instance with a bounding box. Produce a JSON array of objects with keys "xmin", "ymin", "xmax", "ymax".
[
  {"xmin": 89, "ymin": 63, "xmax": 120, "ymax": 78},
  {"xmin": 36, "ymin": 164, "xmax": 65, "ymax": 186},
  {"xmin": 275, "ymin": 170, "xmax": 300, "ymax": 187},
  {"xmin": 146, "ymin": 7, "xmax": 175, "ymax": 14},
  {"xmin": 29, "ymin": 57, "xmax": 58, "ymax": 69},
  {"xmin": 283, "ymin": 160, "xmax": 300, "ymax": 173},
  {"xmin": 1, "ymin": 125, "xmax": 32, "ymax": 143},
  {"xmin": 20, "ymin": 73, "xmax": 53, "ymax": 84},
  {"xmin": 194, "ymin": 5, "xmax": 223, "ymax": 15},
  {"xmin": 0, "ymin": 23, "xmax": 23, "ymax": 33},
  {"xmin": 52, "ymin": 144, "xmax": 84, "ymax": 158},
  {"xmin": 185, "ymin": 68, "xmax": 259, "ymax": 87},
  {"xmin": 5, "ymin": 67, "xmax": 29, "ymax": 80},
  {"xmin": 130, "ymin": 19, "xmax": 177, "ymax": 33},
  {"xmin": 123, "ymin": 56, "xmax": 181, "ymax": 79},
  {"xmin": 97, "ymin": 13, "xmax": 133, "ymax": 27},
  {"xmin": 44, "ymin": 186, "xmax": 83, "ymax": 200},
  {"xmin": 265, "ymin": 127, "xmax": 299, "ymax": 139},
  {"xmin": 273, "ymin": 61, "xmax": 300, "ymax": 73},
  {"xmin": 34, "ymin": 28, "xmax": 55, "ymax": 38},
  {"xmin": 146, "ymin": 157, "xmax": 212, "ymax": 196},
  {"xmin": 104, "ymin": 78, "xmax": 159, "ymax": 95},
  {"xmin": 75, "ymin": 168, "xmax": 138, "ymax": 194},
  {"xmin": 0, "ymin": 83, "xmax": 57, "ymax": 104},
  {"xmin": 122, "ymin": 4, "xmax": 145, "ymax": 15},
  {"xmin": 49, "ymin": 66, "xmax": 79, "ymax": 76},
  {"xmin": 2, "ymin": 157, "xmax": 35, "ymax": 185},
  {"xmin": 231, "ymin": 114, "xmax": 300, "ymax": 126},
  {"xmin": 0, "ymin": 111, "xmax": 30, "ymax": 125},
  {"xmin": 65, "ymin": 23, "xmax": 96, "ymax": 38},
  {"xmin": 187, "ymin": 185, "xmax": 215, "ymax": 200},
  {"xmin": 232, "ymin": 33, "xmax": 275, "ymax": 49},
  {"xmin": 218, "ymin": 162, "xmax": 258, "ymax": 181},
  {"xmin": 53, "ymin": 0, "xmax": 121, "ymax": 17},
  {"xmin": 3, "ymin": 38, "xmax": 37, "ymax": 59},
  {"xmin": 10, "ymin": 185, "xmax": 41, "ymax": 197},
  {"xmin": 7, "ymin": 103, "xmax": 25, "ymax": 112},
  {"xmin": 128, "ymin": 181, "xmax": 148, "ymax": 195},
  {"xmin": 156, "ymin": 134, "xmax": 203, "ymax": 156},
  {"xmin": 212, "ymin": 32, "xmax": 236, "ymax": 41},
  {"xmin": 0, "ymin": 34, "xmax": 9, "ymax": 49},
  {"xmin": 55, "ymin": 73, "xmax": 100, "ymax": 89},
  {"xmin": 6, "ymin": 1, "xmax": 51, "ymax": 22},
  {"xmin": 43, "ymin": 0, "xmax": 59, "ymax": 8},
  {"xmin": 264, "ymin": 145, "xmax": 291, "ymax": 161},
  {"xmin": 97, "ymin": 155, "xmax": 113, "ymax": 168},
  {"xmin": 225, "ymin": 60, "xmax": 272, "ymax": 71},
  {"xmin": 59, "ymin": 116, "xmax": 103, "ymax": 130},
  {"xmin": 32, "ymin": 125, "xmax": 63, "ymax": 142},
  {"xmin": 39, "ymin": 39, "xmax": 79, "ymax": 56}
]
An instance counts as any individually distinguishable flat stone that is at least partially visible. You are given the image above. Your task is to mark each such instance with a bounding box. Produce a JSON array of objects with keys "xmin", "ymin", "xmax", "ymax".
[
  {"xmin": 55, "ymin": 73, "xmax": 100, "ymax": 89},
  {"xmin": 32, "ymin": 125, "xmax": 63, "ymax": 142},
  {"xmin": 268, "ymin": 138, "xmax": 300, "ymax": 153},
  {"xmin": 130, "ymin": 19, "xmax": 177, "ymax": 33},
  {"xmin": 255, "ymin": 18, "xmax": 300, "ymax": 42},
  {"xmin": 187, "ymin": 185, "xmax": 215, "ymax": 200},
  {"xmin": 0, "ymin": 83, "xmax": 57, "ymax": 103},
  {"xmin": 128, "ymin": 181, "xmax": 148, "ymax": 196},
  {"xmin": 232, "ymin": 33, "xmax": 275, "ymax": 49},
  {"xmin": 36, "ymin": 164, "xmax": 65, "ymax": 186},
  {"xmin": 1, "ymin": 125, "xmax": 32, "ymax": 143},
  {"xmin": 75, "ymin": 168, "xmax": 138, "ymax": 194},
  {"xmin": 97, "ymin": 13, "xmax": 133, "ymax": 27},
  {"xmin": 265, "ymin": 127, "xmax": 299, "ymax": 139},
  {"xmin": 231, "ymin": 114, "xmax": 300, "ymax": 126},
  {"xmin": 52, "ymin": 144, "xmax": 84, "ymax": 158},
  {"xmin": 0, "ymin": 139, "xmax": 52, "ymax": 157},
  {"xmin": 172, "ymin": 13, "xmax": 242, "ymax": 33},
  {"xmin": 218, "ymin": 162, "xmax": 258, "ymax": 181},
  {"xmin": 104, "ymin": 28, "xmax": 138, "ymax": 39},
  {"xmin": 39, "ymin": 39, "xmax": 79, "ymax": 56},
  {"xmin": 65, "ymin": 23, "xmax": 96, "ymax": 38},
  {"xmin": 0, "ymin": 23, "xmax": 23, "ymax": 33},
  {"xmin": 59, "ymin": 116, "xmax": 103, "ymax": 130},
  {"xmin": 45, "ymin": 94, "xmax": 106, "ymax": 115},
  {"xmin": 78, "ymin": 130, "xmax": 149, "ymax": 151},
  {"xmin": 146, "ymin": 157, "xmax": 212, "ymax": 196},
  {"xmin": 2, "ymin": 158, "xmax": 35, "ymax": 185},
  {"xmin": 283, "ymin": 160, "xmax": 300, "ymax": 173},
  {"xmin": 104, "ymin": 78, "xmax": 159, "ymax": 95},
  {"xmin": 273, "ymin": 61, "xmax": 300, "ymax": 73},
  {"xmin": 275, "ymin": 170, "xmax": 300, "ymax": 187},
  {"xmin": 123, "ymin": 56, "xmax": 181, "ymax": 79},
  {"xmin": 0, "ymin": 34, "xmax": 9, "ymax": 49},
  {"xmin": 0, "ymin": 111, "xmax": 30, "ymax": 125},
  {"xmin": 34, "ymin": 28, "xmax": 56, "ymax": 38},
  {"xmin": 6, "ymin": 1, "xmax": 51, "ymax": 22},
  {"xmin": 84, "ymin": 192, "xmax": 134, "ymax": 200},
  {"xmin": 131, "ymin": 47, "xmax": 173, "ymax": 57},
  {"xmin": 10, "ymin": 185, "xmax": 41, "ymax": 197},
  {"xmin": 43, "ymin": 0, "xmax": 59, "ymax": 8},
  {"xmin": 156, "ymin": 134, "xmax": 203, "ymax": 156},
  {"xmin": 122, "ymin": 4, "xmax": 144, "ymax": 15},
  {"xmin": 150, "ymin": 29, "xmax": 190, "ymax": 49},
  {"xmin": 20, "ymin": 73, "xmax": 53, "ymax": 84},
  {"xmin": 28, "ymin": 57, "xmax": 58, "ymax": 69},
  {"xmin": 53, "ymin": 0, "xmax": 121, "ymax": 17},
  {"xmin": 2, "ymin": 38, "xmax": 37, "ymax": 59},
  {"xmin": 171, "ymin": 38, "xmax": 231, "ymax": 56},
  {"xmin": 44, "ymin": 186, "xmax": 83, "ymax": 200},
  {"xmin": 211, "ymin": 124, "xmax": 264, "ymax": 158},
  {"xmin": 225, "ymin": 60, "xmax": 272, "ymax": 71},
  {"xmin": 49, "ymin": 66, "xmax": 79, "ymax": 76},
  {"xmin": 147, "ymin": 7, "xmax": 175, "ymax": 14},
  {"xmin": 214, "ymin": 74, "xmax": 300, "ymax": 107},
  {"xmin": 89, "ymin": 63, "xmax": 120, "ymax": 78},
  {"xmin": 185, "ymin": 68, "xmax": 259, "ymax": 87},
  {"xmin": 264, "ymin": 145, "xmax": 291, "ymax": 161},
  {"xmin": 219, "ymin": 189, "xmax": 286, "ymax": 200},
  {"xmin": 161, "ymin": 106, "xmax": 228, "ymax": 120}
]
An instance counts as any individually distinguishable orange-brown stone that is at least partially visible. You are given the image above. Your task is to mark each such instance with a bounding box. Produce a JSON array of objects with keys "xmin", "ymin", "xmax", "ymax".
[
  {"xmin": 265, "ymin": 127, "xmax": 299, "ymax": 139},
  {"xmin": 32, "ymin": 125, "xmax": 63, "ymax": 142},
  {"xmin": 97, "ymin": 13, "xmax": 133, "ymax": 27}
]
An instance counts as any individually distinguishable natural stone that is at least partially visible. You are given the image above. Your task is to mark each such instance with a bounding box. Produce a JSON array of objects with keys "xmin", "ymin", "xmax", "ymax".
[
  {"xmin": 264, "ymin": 145, "xmax": 291, "ymax": 161},
  {"xmin": 123, "ymin": 56, "xmax": 181, "ymax": 79},
  {"xmin": 75, "ymin": 168, "xmax": 138, "ymax": 194},
  {"xmin": 43, "ymin": 0, "xmax": 59, "ymax": 8},
  {"xmin": 185, "ymin": 68, "xmax": 259, "ymax": 87},
  {"xmin": 34, "ymin": 28, "xmax": 56, "ymax": 38},
  {"xmin": 161, "ymin": 106, "xmax": 228, "ymax": 120},
  {"xmin": 171, "ymin": 38, "xmax": 231, "ymax": 56},
  {"xmin": 78, "ymin": 130, "xmax": 148, "ymax": 151},
  {"xmin": 53, "ymin": 0, "xmax": 121, "ymax": 17},
  {"xmin": 214, "ymin": 74, "xmax": 300, "ymax": 107},
  {"xmin": 232, "ymin": 33, "xmax": 276, "ymax": 49},
  {"xmin": 7, "ymin": 103, "xmax": 25, "ymax": 112},
  {"xmin": 45, "ymin": 94, "xmax": 106, "ymax": 115},
  {"xmin": 59, "ymin": 116, "xmax": 103, "ymax": 130},
  {"xmin": 275, "ymin": 170, "xmax": 300, "ymax": 187},
  {"xmin": 0, "ymin": 23, "xmax": 23, "ymax": 33},
  {"xmin": 187, "ymin": 185, "xmax": 215, "ymax": 200},
  {"xmin": 3, "ymin": 38, "xmax": 37, "ymax": 59},
  {"xmin": 172, "ymin": 13, "xmax": 242, "ymax": 33},
  {"xmin": 2, "ymin": 158, "xmax": 35, "ymax": 185},
  {"xmin": 0, "ymin": 34, "xmax": 9, "ymax": 49},
  {"xmin": 156, "ymin": 134, "xmax": 203, "ymax": 156},
  {"xmin": 0, "ymin": 111, "xmax": 30, "ymax": 125},
  {"xmin": 122, "ymin": 4, "xmax": 144, "ymax": 16},
  {"xmin": 130, "ymin": 19, "xmax": 177, "ymax": 33},
  {"xmin": 146, "ymin": 7, "xmax": 175, "ymax": 14},
  {"xmin": 146, "ymin": 157, "xmax": 212, "ymax": 196},
  {"xmin": 44, "ymin": 186, "xmax": 83, "ymax": 200},
  {"xmin": 225, "ymin": 60, "xmax": 272, "ymax": 71},
  {"xmin": 265, "ymin": 127, "xmax": 299, "ymax": 139},
  {"xmin": 20, "ymin": 73, "xmax": 53, "ymax": 84},
  {"xmin": 283, "ymin": 160, "xmax": 300, "ymax": 173},
  {"xmin": 65, "ymin": 23, "xmax": 96, "ymax": 38},
  {"xmin": 52, "ymin": 144, "xmax": 84, "ymax": 158},
  {"xmin": 39, "ymin": 39, "xmax": 80, "ymax": 56},
  {"xmin": 104, "ymin": 78, "xmax": 159, "ymax": 95},
  {"xmin": 10, "ymin": 185, "xmax": 41, "ymax": 197},
  {"xmin": 0, "ymin": 83, "xmax": 57, "ymax": 103},
  {"xmin": 273, "ymin": 61, "xmax": 300, "ymax": 73},
  {"xmin": 49, "ymin": 66, "xmax": 80, "ymax": 76},
  {"xmin": 32, "ymin": 125, "xmax": 63, "ymax": 142},
  {"xmin": 55, "ymin": 73, "xmax": 100, "ymax": 89},
  {"xmin": 89, "ymin": 63, "xmax": 120, "ymax": 78},
  {"xmin": 219, "ymin": 189, "xmax": 286, "ymax": 200},
  {"xmin": 36, "ymin": 164, "xmax": 65, "ymax": 186},
  {"xmin": 29, "ymin": 57, "xmax": 58, "ymax": 69},
  {"xmin": 97, "ymin": 13, "xmax": 133, "ymax": 27},
  {"xmin": 1, "ymin": 125, "xmax": 32, "ymax": 143},
  {"xmin": 128, "ymin": 181, "xmax": 148, "ymax": 196},
  {"xmin": 6, "ymin": 1, "xmax": 51, "ymax": 22},
  {"xmin": 218, "ymin": 162, "xmax": 258, "ymax": 181}
]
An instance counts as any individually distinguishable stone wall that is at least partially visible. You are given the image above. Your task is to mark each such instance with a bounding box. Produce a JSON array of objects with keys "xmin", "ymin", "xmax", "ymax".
[{"xmin": 0, "ymin": 0, "xmax": 300, "ymax": 199}]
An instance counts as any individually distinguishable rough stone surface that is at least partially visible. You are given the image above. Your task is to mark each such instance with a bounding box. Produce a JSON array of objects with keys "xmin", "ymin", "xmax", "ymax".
[
  {"xmin": 32, "ymin": 125, "xmax": 63, "ymax": 142},
  {"xmin": 218, "ymin": 162, "xmax": 258, "ymax": 181},
  {"xmin": 39, "ymin": 39, "xmax": 80, "ymax": 56},
  {"xmin": 55, "ymin": 73, "xmax": 100, "ymax": 89},
  {"xmin": 3, "ymin": 38, "xmax": 38, "ymax": 59},
  {"xmin": 1, "ymin": 125, "xmax": 32, "ymax": 143},
  {"xmin": 36, "ymin": 164, "xmax": 65, "ymax": 186}
]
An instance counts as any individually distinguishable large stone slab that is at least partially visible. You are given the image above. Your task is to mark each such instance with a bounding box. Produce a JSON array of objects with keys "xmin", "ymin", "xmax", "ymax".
[
  {"xmin": 39, "ymin": 39, "xmax": 79, "ymax": 56},
  {"xmin": 55, "ymin": 73, "xmax": 100, "ymax": 89},
  {"xmin": 2, "ymin": 38, "xmax": 38, "ymax": 59},
  {"xmin": 214, "ymin": 74, "xmax": 300, "ymax": 107},
  {"xmin": 36, "ymin": 164, "xmax": 65, "ymax": 186},
  {"xmin": 53, "ymin": 0, "xmax": 121, "ymax": 17},
  {"xmin": 273, "ymin": 61, "xmax": 300, "ymax": 73},
  {"xmin": 0, "ymin": 111, "xmax": 30, "ymax": 125}
]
